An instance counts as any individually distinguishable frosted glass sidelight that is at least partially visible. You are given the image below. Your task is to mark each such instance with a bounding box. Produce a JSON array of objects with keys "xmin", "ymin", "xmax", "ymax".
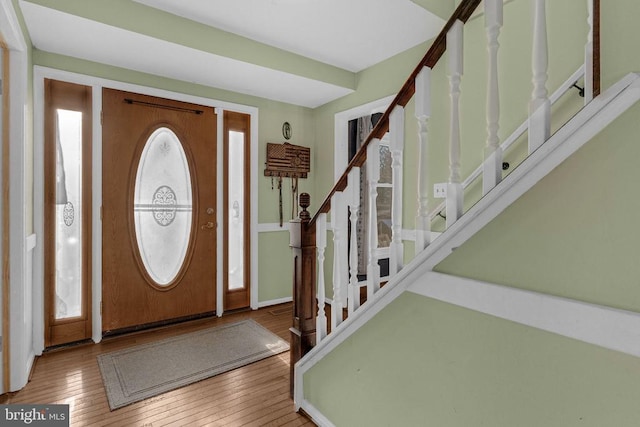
[
  {"xmin": 228, "ymin": 131, "xmax": 245, "ymax": 290},
  {"xmin": 55, "ymin": 109, "xmax": 83, "ymax": 319},
  {"xmin": 134, "ymin": 127, "xmax": 192, "ymax": 286}
]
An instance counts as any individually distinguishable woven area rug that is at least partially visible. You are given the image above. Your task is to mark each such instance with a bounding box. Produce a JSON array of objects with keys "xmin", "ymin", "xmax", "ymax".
[{"xmin": 97, "ymin": 319, "xmax": 289, "ymax": 410}]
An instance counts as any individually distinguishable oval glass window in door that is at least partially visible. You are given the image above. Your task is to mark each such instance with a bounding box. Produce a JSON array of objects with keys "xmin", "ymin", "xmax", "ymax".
[{"xmin": 134, "ymin": 127, "xmax": 193, "ymax": 286}]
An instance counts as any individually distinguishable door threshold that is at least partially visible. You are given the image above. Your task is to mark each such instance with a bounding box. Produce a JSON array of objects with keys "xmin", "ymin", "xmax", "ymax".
[
  {"xmin": 102, "ymin": 311, "xmax": 217, "ymax": 338},
  {"xmin": 43, "ymin": 338, "xmax": 94, "ymax": 354}
]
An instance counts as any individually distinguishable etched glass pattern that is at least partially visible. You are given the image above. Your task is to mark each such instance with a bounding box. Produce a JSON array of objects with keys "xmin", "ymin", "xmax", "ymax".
[
  {"xmin": 134, "ymin": 127, "xmax": 192, "ymax": 286},
  {"xmin": 55, "ymin": 109, "xmax": 83, "ymax": 319}
]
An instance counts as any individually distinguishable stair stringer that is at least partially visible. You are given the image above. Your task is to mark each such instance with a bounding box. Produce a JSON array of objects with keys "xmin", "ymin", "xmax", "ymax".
[{"xmin": 294, "ymin": 72, "xmax": 640, "ymax": 420}]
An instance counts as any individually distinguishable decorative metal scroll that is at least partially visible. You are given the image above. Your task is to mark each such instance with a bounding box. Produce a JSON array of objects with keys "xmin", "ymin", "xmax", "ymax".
[{"xmin": 152, "ymin": 185, "xmax": 178, "ymax": 226}]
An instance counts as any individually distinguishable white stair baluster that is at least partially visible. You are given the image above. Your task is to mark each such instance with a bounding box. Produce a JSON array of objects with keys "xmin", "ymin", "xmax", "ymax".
[
  {"xmin": 584, "ymin": 0, "xmax": 594, "ymax": 104},
  {"xmin": 529, "ymin": 0, "xmax": 551, "ymax": 153},
  {"xmin": 447, "ymin": 20, "xmax": 464, "ymax": 228},
  {"xmin": 331, "ymin": 191, "xmax": 346, "ymax": 330},
  {"xmin": 347, "ymin": 167, "xmax": 361, "ymax": 315},
  {"xmin": 389, "ymin": 105, "xmax": 404, "ymax": 275},
  {"xmin": 414, "ymin": 66, "xmax": 432, "ymax": 252},
  {"xmin": 366, "ymin": 139, "xmax": 381, "ymax": 300},
  {"xmin": 315, "ymin": 213, "xmax": 328, "ymax": 343},
  {"xmin": 483, "ymin": 0, "xmax": 503, "ymax": 195}
]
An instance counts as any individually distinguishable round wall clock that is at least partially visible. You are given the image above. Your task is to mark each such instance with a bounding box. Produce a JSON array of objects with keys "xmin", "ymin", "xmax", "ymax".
[{"xmin": 282, "ymin": 122, "xmax": 292, "ymax": 140}]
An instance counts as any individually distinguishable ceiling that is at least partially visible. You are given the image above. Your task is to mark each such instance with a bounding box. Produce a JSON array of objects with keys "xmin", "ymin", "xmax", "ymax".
[{"xmin": 19, "ymin": 0, "xmax": 445, "ymax": 108}]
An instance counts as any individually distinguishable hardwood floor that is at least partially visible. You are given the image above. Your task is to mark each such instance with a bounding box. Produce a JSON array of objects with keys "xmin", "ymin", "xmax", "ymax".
[{"xmin": 2, "ymin": 303, "xmax": 315, "ymax": 426}]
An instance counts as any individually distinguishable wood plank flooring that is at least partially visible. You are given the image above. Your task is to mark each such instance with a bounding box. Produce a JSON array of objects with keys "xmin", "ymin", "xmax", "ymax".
[{"xmin": 2, "ymin": 303, "xmax": 315, "ymax": 427}]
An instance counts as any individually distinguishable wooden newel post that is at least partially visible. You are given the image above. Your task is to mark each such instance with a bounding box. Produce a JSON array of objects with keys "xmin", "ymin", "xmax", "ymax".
[{"xmin": 289, "ymin": 193, "xmax": 317, "ymax": 397}]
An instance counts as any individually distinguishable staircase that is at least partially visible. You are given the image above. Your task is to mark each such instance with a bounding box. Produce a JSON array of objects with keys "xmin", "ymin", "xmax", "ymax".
[{"xmin": 284, "ymin": 0, "xmax": 640, "ymax": 424}]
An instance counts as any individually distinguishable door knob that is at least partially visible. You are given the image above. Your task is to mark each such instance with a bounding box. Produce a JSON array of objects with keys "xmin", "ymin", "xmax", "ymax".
[{"xmin": 201, "ymin": 221, "xmax": 215, "ymax": 230}]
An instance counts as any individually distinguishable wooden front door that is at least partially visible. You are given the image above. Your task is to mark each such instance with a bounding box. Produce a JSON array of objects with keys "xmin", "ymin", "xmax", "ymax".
[{"xmin": 102, "ymin": 89, "xmax": 217, "ymax": 332}]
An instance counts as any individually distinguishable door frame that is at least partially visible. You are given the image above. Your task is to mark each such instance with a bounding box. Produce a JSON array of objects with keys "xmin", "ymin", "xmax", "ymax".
[
  {"xmin": 33, "ymin": 66, "xmax": 259, "ymax": 351},
  {"xmin": 0, "ymin": 0, "xmax": 29, "ymax": 394},
  {"xmin": 333, "ymin": 95, "xmax": 395, "ymax": 181}
]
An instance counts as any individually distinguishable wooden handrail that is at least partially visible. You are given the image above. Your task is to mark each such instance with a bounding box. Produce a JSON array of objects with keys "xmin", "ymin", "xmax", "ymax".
[{"xmin": 309, "ymin": 0, "xmax": 483, "ymax": 227}]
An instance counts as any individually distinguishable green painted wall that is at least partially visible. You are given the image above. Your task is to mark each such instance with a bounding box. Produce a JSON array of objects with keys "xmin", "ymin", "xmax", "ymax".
[
  {"xmin": 433, "ymin": 0, "xmax": 640, "ymax": 313},
  {"xmin": 305, "ymin": 293, "xmax": 640, "ymax": 426},
  {"xmin": 258, "ymin": 231, "xmax": 293, "ymax": 303},
  {"xmin": 436, "ymin": 101, "xmax": 640, "ymax": 313},
  {"xmin": 410, "ymin": 0, "xmax": 455, "ymax": 20}
]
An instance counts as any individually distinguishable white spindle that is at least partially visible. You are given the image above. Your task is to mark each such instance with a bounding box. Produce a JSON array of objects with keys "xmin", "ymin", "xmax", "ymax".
[
  {"xmin": 331, "ymin": 191, "xmax": 346, "ymax": 330},
  {"xmin": 389, "ymin": 105, "xmax": 404, "ymax": 275},
  {"xmin": 529, "ymin": 0, "xmax": 551, "ymax": 153},
  {"xmin": 447, "ymin": 20, "xmax": 464, "ymax": 227},
  {"xmin": 483, "ymin": 0, "xmax": 503, "ymax": 196},
  {"xmin": 584, "ymin": 0, "xmax": 594, "ymax": 104},
  {"xmin": 315, "ymin": 213, "xmax": 328, "ymax": 343},
  {"xmin": 414, "ymin": 66, "xmax": 431, "ymax": 252},
  {"xmin": 347, "ymin": 167, "xmax": 361, "ymax": 315},
  {"xmin": 366, "ymin": 139, "xmax": 380, "ymax": 300}
]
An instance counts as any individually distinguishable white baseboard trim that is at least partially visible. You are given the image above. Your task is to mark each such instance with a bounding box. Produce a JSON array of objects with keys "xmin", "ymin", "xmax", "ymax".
[
  {"xmin": 257, "ymin": 296, "xmax": 293, "ymax": 308},
  {"xmin": 410, "ymin": 272, "xmax": 640, "ymax": 358},
  {"xmin": 299, "ymin": 399, "xmax": 336, "ymax": 427}
]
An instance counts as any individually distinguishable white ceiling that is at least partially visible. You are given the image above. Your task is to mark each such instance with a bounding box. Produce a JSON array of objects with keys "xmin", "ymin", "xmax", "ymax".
[
  {"xmin": 20, "ymin": 0, "xmax": 445, "ymax": 108},
  {"xmin": 133, "ymin": 0, "xmax": 445, "ymax": 73}
]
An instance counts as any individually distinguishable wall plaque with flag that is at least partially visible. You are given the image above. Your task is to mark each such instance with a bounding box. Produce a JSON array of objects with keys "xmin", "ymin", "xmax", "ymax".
[
  {"xmin": 264, "ymin": 142, "xmax": 310, "ymax": 178},
  {"xmin": 264, "ymin": 142, "xmax": 310, "ymax": 226}
]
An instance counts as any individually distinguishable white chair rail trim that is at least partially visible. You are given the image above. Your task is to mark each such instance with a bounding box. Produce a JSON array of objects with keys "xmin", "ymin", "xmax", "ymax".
[{"xmin": 410, "ymin": 272, "xmax": 640, "ymax": 359}]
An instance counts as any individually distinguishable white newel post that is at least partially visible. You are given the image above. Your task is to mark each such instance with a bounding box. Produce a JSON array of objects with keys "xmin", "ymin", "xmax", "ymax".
[
  {"xmin": 389, "ymin": 105, "xmax": 405, "ymax": 275},
  {"xmin": 447, "ymin": 20, "xmax": 464, "ymax": 228},
  {"xmin": 366, "ymin": 139, "xmax": 381, "ymax": 300},
  {"xmin": 584, "ymin": 0, "xmax": 594, "ymax": 104},
  {"xmin": 331, "ymin": 191, "xmax": 346, "ymax": 330},
  {"xmin": 347, "ymin": 167, "xmax": 361, "ymax": 315},
  {"xmin": 315, "ymin": 213, "xmax": 328, "ymax": 343},
  {"xmin": 529, "ymin": 0, "xmax": 550, "ymax": 153},
  {"xmin": 415, "ymin": 66, "xmax": 432, "ymax": 252},
  {"xmin": 483, "ymin": 0, "xmax": 503, "ymax": 196}
]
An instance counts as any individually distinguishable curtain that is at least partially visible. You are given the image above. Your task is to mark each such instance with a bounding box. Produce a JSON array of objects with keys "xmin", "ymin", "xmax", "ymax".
[{"xmin": 55, "ymin": 113, "xmax": 69, "ymax": 205}]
